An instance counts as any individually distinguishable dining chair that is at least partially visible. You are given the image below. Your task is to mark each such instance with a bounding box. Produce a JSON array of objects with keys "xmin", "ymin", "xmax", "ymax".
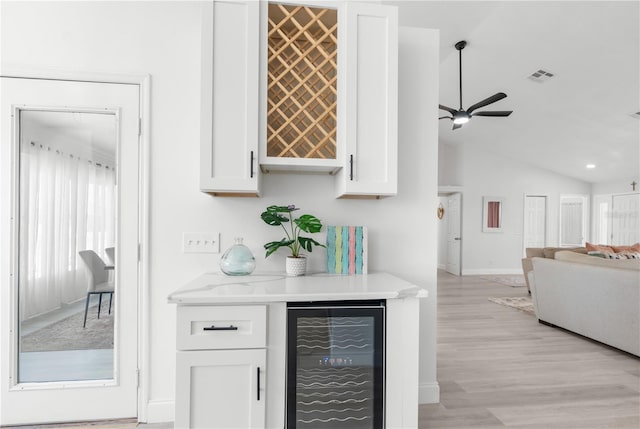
[
  {"xmin": 104, "ymin": 247, "xmax": 115, "ymax": 266},
  {"xmin": 78, "ymin": 250, "xmax": 115, "ymax": 328}
]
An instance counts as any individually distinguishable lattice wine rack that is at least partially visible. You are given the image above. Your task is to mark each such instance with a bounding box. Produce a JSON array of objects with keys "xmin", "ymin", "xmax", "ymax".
[{"xmin": 267, "ymin": 3, "xmax": 338, "ymax": 160}]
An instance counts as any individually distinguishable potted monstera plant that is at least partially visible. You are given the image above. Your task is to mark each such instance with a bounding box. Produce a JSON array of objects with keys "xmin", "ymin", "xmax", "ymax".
[{"xmin": 261, "ymin": 205, "xmax": 325, "ymax": 276}]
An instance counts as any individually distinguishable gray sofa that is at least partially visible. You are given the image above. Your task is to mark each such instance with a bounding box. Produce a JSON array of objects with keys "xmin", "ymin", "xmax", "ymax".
[
  {"xmin": 529, "ymin": 251, "xmax": 640, "ymax": 356},
  {"xmin": 521, "ymin": 247, "xmax": 587, "ymax": 293}
]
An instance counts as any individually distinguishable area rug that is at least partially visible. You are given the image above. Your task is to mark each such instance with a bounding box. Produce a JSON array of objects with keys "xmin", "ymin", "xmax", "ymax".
[
  {"xmin": 481, "ymin": 275, "xmax": 526, "ymax": 287},
  {"xmin": 488, "ymin": 296, "xmax": 535, "ymax": 315},
  {"xmin": 21, "ymin": 301, "xmax": 114, "ymax": 352}
]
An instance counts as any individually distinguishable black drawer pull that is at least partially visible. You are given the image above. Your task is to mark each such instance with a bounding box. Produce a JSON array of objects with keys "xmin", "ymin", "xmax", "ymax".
[{"xmin": 203, "ymin": 325, "xmax": 238, "ymax": 331}]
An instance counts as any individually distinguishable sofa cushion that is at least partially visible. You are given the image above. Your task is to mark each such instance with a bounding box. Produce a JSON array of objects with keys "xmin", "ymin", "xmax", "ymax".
[
  {"xmin": 525, "ymin": 248, "xmax": 545, "ymax": 258},
  {"xmin": 542, "ymin": 247, "xmax": 587, "ymax": 259},
  {"xmin": 555, "ymin": 250, "xmax": 640, "ymax": 270}
]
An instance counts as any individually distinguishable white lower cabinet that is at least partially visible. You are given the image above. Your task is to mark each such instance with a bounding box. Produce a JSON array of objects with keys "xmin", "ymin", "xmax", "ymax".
[
  {"xmin": 171, "ymin": 291, "xmax": 424, "ymax": 428},
  {"xmin": 175, "ymin": 349, "xmax": 266, "ymax": 429},
  {"xmin": 174, "ymin": 304, "xmax": 267, "ymax": 428}
]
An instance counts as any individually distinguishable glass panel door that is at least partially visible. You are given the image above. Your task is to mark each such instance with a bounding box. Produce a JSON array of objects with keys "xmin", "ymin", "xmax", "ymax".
[
  {"xmin": 0, "ymin": 76, "xmax": 139, "ymax": 425},
  {"xmin": 287, "ymin": 303, "xmax": 384, "ymax": 429},
  {"xmin": 17, "ymin": 110, "xmax": 117, "ymax": 383}
]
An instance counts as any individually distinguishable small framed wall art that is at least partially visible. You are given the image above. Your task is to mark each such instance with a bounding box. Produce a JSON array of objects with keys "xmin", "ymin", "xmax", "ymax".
[{"xmin": 483, "ymin": 196, "xmax": 503, "ymax": 232}]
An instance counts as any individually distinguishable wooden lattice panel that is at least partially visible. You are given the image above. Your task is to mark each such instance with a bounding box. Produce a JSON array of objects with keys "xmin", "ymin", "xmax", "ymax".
[{"xmin": 267, "ymin": 3, "xmax": 337, "ymax": 159}]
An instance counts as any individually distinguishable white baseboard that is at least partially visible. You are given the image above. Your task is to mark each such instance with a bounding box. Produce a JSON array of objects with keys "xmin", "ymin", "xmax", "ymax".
[
  {"xmin": 462, "ymin": 268, "xmax": 523, "ymax": 275},
  {"xmin": 418, "ymin": 381, "xmax": 440, "ymax": 404},
  {"xmin": 437, "ymin": 263, "xmax": 446, "ymax": 270},
  {"xmin": 142, "ymin": 399, "xmax": 174, "ymax": 424}
]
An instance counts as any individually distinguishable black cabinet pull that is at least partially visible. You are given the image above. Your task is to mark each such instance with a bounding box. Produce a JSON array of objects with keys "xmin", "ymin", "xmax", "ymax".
[
  {"xmin": 250, "ymin": 150, "xmax": 254, "ymax": 178},
  {"xmin": 202, "ymin": 325, "xmax": 238, "ymax": 331},
  {"xmin": 349, "ymin": 154, "xmax": 354, "ymax": 181},
  {"xmin": 257, "ymin": 367, "xmax": 261, "ymax": 401}
]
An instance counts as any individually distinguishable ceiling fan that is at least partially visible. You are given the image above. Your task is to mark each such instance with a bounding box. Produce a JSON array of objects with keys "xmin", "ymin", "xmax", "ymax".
[{"xmin": 439, "ymin": 40, "xmax": 513, "ymax": 130}]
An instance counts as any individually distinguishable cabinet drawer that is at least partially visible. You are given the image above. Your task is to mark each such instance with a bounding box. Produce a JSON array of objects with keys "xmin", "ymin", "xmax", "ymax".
[{"xmin": 177, "ymin": 305, "xmax": 266, "ymax": 350}]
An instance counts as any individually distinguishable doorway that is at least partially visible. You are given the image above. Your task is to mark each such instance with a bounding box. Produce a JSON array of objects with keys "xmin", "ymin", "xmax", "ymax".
[
  {"xmin": 1, "ymin": 76, "xmax": 141, "ymax": 425},
  {"xmin": 611, "ymin": 193, "xmax": 640, "ymax": 245},
  {"xmin": 559, "ymin": 194, "xmax": 589, "ymax": 247},
  {"xmin": 523, "ymin": 195, "xmax": 547, "ymax": 255},
  {"xmin": 437, "ymin": 192, "xmax": 462, "ymax": 276}
]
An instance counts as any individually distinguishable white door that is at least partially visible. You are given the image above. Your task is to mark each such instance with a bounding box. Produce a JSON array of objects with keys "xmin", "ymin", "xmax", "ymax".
[
  {"xmin": 0, "ymin": 77, "xmax": 139, "ymax": 424},
  {"xmin": 523, "ymin": 195, "xmax": 547, "ymax": 253},
  {"xmin": 612, "ymin": 193, "xmax": 640, "ymax": 245},
  {"xmin": 592, "ymin": 194, "xmax": 611, "ymax": 244},
  {"xmin": 446, "ymin": 193, "xmax": 462, "ymax": 276},
  {"xmin": 559, "ymin": 194, "xmax": 588, "ymax": 247}
]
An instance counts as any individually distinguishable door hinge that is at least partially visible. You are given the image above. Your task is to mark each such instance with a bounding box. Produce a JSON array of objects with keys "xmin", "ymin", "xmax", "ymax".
[
  {"xmin": 136, "ymin": 368, "xmax": 140, "ymax": 388},
  {"xmin": 138, "ymin": 244, "xmax": 141, "ymax": 262},
  {"xmin": 138, "ymin": 118, "xmax": 142, "ymax": 137}
]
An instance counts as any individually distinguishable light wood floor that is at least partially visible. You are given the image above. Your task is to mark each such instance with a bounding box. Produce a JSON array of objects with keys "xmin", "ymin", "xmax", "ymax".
[
  {"xmin": 419, "ymin": 271, "xmax": 640, "ymax": 428},
  {"xmin": 6, "ymin": 272, "xmax": 639, "ymax": 428}
]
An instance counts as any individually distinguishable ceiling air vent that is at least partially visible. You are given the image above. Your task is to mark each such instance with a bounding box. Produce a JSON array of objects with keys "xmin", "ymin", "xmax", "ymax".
[{"xmin": 528, "ymin": 69, "xmax": 554, "ymax": 83}]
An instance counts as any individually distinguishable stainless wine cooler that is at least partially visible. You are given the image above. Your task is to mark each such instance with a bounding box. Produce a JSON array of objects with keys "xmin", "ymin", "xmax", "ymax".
[{"xmin": 286, "ymin": 300, "xmax": 385, "ymax": 429}]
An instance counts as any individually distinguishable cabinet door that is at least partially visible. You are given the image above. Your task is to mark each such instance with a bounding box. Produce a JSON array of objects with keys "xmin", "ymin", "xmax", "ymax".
[
  {"xmin": 175, "ymin": 349, "xmax": 266, "ymax": 429},
  {"xmin": 337, "ymin": 2, "xmax": 398, "ymax": 198},
  {"xmin": 200, "ymin": 1, "xmax": 260, "ymax": 196}
]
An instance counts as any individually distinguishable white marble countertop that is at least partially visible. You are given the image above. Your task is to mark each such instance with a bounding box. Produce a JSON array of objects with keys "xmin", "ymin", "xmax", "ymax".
[{"xmin": 167, "ymin": 271, "xmax": 427, "ymax": 304}]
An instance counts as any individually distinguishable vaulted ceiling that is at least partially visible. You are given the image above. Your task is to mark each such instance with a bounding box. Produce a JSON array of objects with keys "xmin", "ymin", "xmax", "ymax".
[{"xmin": 389, "ymin": 0, "xmax": 639, "ymax": 184}]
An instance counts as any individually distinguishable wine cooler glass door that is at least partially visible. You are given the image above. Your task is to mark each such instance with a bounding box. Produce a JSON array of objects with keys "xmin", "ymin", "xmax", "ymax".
[{"xmin": 287, "ymin": 305, "xmax": 384, "ymax": 429}]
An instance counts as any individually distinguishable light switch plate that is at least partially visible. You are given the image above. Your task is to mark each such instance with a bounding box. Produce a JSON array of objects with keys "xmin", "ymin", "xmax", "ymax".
[{"xmin": 183, "ymin": 232, "xmax": 220, "ymax": 253}]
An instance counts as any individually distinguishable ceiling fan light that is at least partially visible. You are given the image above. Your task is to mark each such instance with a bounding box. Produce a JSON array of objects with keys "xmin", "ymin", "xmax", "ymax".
[{"xmin": 453, "ymin": 112, "xmax": 470, "ymax": 124}]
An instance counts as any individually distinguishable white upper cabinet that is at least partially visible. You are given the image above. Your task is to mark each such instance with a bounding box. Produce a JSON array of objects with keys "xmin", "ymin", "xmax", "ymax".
[
  {"xmin": 336, "ymin": 2, "xmax": 398, "ymax": 198},
  {"xmin": 200, "ymin": 1, "xmax": 260, "ymax": 196},
  {"xmin": 201, "ymin": 1, "xmax": 398, "ymax": 197}
]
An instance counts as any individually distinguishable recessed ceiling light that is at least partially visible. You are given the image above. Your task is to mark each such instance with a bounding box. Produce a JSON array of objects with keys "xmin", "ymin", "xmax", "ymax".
[
  {"xmin": 586, "ymin": 164, "xmax": 596, "ymax": 169},
  {"xmin": 631, "ymin": 112, "xmax": 640, "ymax": 119}
]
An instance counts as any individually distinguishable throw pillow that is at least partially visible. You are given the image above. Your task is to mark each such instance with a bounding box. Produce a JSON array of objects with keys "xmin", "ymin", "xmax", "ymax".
[
  {"xmin": 587, "ymin": 251, "xmax": 608, "ymax": 258},
  {"xmin": 585, "ymin": 242, "xmax": 615, "ymax": 253},
  {"xmin": 611, "ymin": 243, "xmax": 640, "ymax": 253},
  {"xmin": 605, "ymin": 252, "xmax": 623, "ymax": 259},
  {"xmin": 617, "ymin": 252, "xmax": 640, "ymax": 259}
]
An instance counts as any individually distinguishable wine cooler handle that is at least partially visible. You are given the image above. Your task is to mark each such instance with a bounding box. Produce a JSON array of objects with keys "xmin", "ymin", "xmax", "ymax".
[
  {"xmin": 257, "ymin": 367, "xmax": 261, "ymax": 401},
  {"xmin": 202, "ymin": 325, "xmax": 238, "ymax": 331}
]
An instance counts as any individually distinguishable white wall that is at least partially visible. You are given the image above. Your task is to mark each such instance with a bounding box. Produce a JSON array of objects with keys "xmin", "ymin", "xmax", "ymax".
[
  {"xmin": 438, "ymin": 139, "xmax": 463, "ymax": 186},
  {"xmin": 592, "ymin": 179, "xmax": 640, "ymax": 195},
  {"xmin": 438, "ymin": 143, "xmax": 592, "ymax": 274},
  {"xmin": 1, "ymin": 1, "xmax": 440, "ymax": 421}
]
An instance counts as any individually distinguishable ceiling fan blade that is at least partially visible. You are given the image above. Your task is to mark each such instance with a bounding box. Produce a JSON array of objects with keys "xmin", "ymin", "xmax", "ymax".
[
  {"xmin": 466, "ymin": 92, "xmax": 507, "ymax": 114},
  {"xmin": 439, "ymin": 116, "xmax": 453, "ymax": 120},
  {"xmin": 439, "ymin": 104, "xmax": 458, "ymax": 115},
  {"xmin": 452, "ymin": 123, "xmax": 463, "ymax": 130},
  {"xmin": 472, "ymin": 111, "xmax": 513, "ymax": 117}
]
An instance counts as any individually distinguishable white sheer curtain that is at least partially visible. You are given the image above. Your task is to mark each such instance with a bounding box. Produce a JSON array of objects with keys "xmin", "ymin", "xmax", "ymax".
[{"xmin": 19, "ymin": 141, "xmax": 116, "ymax": 320}]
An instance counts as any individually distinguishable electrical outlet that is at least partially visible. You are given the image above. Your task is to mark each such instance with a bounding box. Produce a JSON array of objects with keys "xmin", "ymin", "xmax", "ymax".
[{"xmin": 183, "ymin": 232, "xmax": 220, "ymax": 253}]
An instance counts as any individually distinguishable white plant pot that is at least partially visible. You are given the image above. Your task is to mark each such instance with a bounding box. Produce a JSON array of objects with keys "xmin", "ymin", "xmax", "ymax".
[{"xmin": 286, "ymin": 256, "xmax": 307, "ymax": 276}]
